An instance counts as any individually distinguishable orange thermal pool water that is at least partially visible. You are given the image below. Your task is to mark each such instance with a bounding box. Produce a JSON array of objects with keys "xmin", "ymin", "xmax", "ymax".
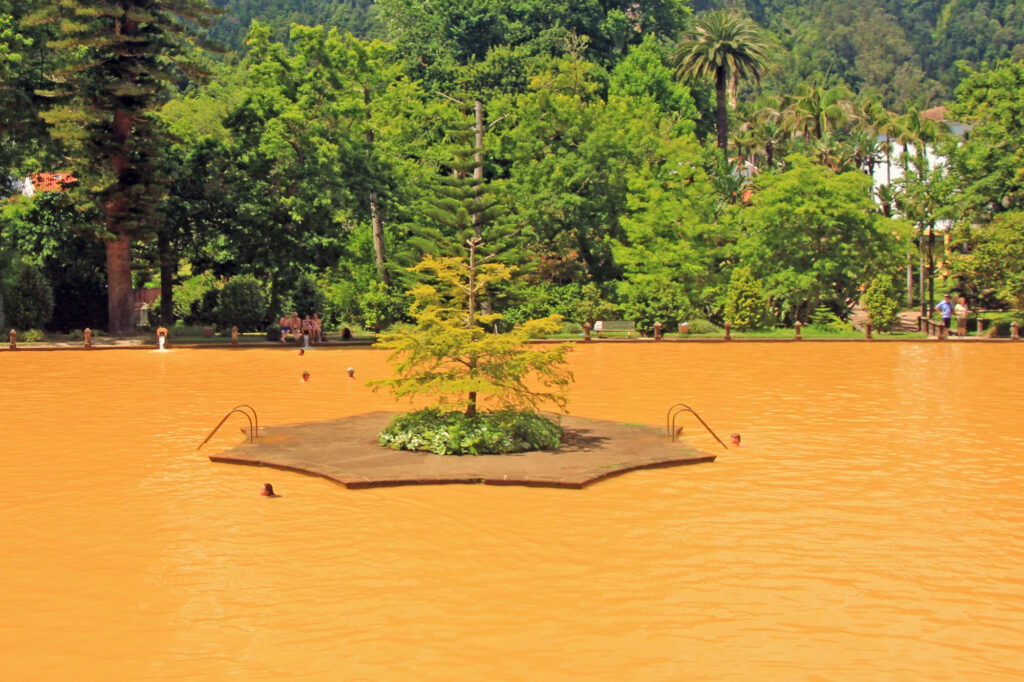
[{"xmin": 1, "ymin": 343, "xmax": 1023, "ymax": 680}]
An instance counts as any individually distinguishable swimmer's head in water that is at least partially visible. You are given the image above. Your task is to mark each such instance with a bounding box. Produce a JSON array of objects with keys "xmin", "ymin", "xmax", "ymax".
[
  {"xmin": 730, "ymin": 432, "xmax": 741, "ymax": 445},
  {"xmin": 261, "ymin": 483, "xmax": 275, "ymax": 496},
  {"xmin": 346, "ymin": 367, "xmax": 354, "ymax": 377},
  {"xmin": 302, "ymin": 371, "xmax": 310, "ymax": 381}
]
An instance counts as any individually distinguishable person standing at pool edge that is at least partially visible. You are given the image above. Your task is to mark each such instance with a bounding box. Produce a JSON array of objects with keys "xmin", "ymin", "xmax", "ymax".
[
  {"xmin": 936, "ymin": 294, "xmax": 953, "ymax": 331},
  {"xmin": 954, "ymin": 296, "xmax": 969, "ymax": 338}
]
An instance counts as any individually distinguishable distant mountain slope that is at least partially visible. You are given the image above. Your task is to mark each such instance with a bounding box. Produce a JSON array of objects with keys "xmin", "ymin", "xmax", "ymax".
[
  {"xmin": 207, "ymin": 0, "xmax": 1024, "ymax": 104},
  {"xmin": 706, "ymin": 0, "xmax": 1024, "ymax": 92}
]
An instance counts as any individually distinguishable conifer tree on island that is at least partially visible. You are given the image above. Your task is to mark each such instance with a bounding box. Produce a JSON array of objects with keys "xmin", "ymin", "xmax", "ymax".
[
  {"xmin": 371, "ymin": 240, "xmax": 572, "ymax": 455},
  {"xmin": 372, "ymin": 137, "xmax": 571, "ymax": 454},
  {"xmin": 24, "ymin": 0, "xmax": 220, "ymax": 335}
]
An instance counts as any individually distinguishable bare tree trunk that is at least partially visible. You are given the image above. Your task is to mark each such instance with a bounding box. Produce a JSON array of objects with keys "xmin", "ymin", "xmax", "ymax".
[
  {"xmin": 105, "ymin": 17, "xmax": 137, "ymax": 337},
  {"xmin": 158, "ymin": 228, "xmax": 175, "ymax": 327},
  {"xmin": 472, "ymin": 100, "xmax": 484, "ymax": 241},
  {"xmin": 369, "ymin": 189, "xmax": 389, "ymax": 286},
  {"xmin": 906, "ymin": 250, "xmax": 914, "ymax": 306},
  {"xmin": 919, "ymin": 246, "xmax": 927, "ymax": 318},
  {"xmin": 927, "ymin": 228, "xmax": 935, "ymax": 315},
  {"xmin": 106, "ymin": 231, "xmax": 135, "ymax": 335},
  {"xmin": 465, "ymin": 237, "xmax": 479, "ymax": 418},
  {"xmin": 365, "ymin": 88, "xmax": 390, "ymax": 286},
  {"xmin": 715, "ymin": 65, "xmax": 729, "ymax": 153}
]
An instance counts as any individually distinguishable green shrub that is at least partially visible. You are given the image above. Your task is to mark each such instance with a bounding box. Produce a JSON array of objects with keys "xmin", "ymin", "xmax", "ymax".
[
  {"xmin": 217, "ymin": 275, "xmax": 267, "ymax": 332},
  {"xmin": 67, "ymin": 328, "xmax": 84, "ymax": 341},
  {"xmin": 684, "ymin": 318, "xmax": 720, "ymax": 334},
  {"xmin": 171, "ymin": 323, "xmax": 212, "ymax": 337},
  {"xmin": 19, "ymin": 328, "xmax": 48, "ymax": 342},
  {"xmin": 500, "ymin": 282, "xmax": 620, "ymax": 329},
  {"xmin": 618, "ymin": 278, "xmax": 693, "ymax": 334},
  {"xmin": 4, "ymin": 264, "xmax": 54, "ymax": 330},
  {"xmin": 723, "ymin": 267, "xmax": 773, "ymax": 331},
  {"xmin": 379, "ymin": 408, "xmax": 562, "ymax": 455},
  {"xmin": 863, "ymin": 275, "xmax": 901, "ymax": 332},
  {"xmin": 983, "ymin": 314, "xmax": 1024, "ymax": 337},
  {"xmin": 810, "ymin": 305, "xmax": 848, "ymax": 332},
  {"xmin": 290, "ymin": 274, "xmax": 323, "ymax": 318},
  {"xmin": 172, "ymin": 273, "xmax": 220, "ymax": 326},
  {"xmin": 321, "ymin": 278, "xmax": 360, "ymax": 331},
  {"xmin": 359, "ymin": 281, "xmax": 406, "ymax": 331}
]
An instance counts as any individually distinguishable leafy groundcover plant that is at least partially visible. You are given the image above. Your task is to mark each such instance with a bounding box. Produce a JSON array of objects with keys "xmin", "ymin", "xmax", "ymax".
[{"xmin": 379, "ymin": 408, "xmax": 561, "ymax": 456}]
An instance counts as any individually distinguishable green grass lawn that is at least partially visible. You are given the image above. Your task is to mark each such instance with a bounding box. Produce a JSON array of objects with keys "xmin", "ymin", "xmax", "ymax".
[{"xmin": 540, "ymin": 327, "xmax": 928, "ymax": 340}]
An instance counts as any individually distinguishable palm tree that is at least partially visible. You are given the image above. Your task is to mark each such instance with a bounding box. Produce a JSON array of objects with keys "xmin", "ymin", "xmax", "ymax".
[
  {"xmin": 673, "ymin": 11, "xmax": 770, "ymax": 153},
  {"xmin": 783, "ymin": 83, "xmax": 857, "ymax": 141},
  {"xmin": 749, "ymin": 95, "xmax": 787, "ymax": 169}
]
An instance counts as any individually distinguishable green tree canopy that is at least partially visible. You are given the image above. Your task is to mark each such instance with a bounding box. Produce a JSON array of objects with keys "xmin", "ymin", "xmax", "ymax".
[
  {"xmin": 24, "ymin": 0, "xmax": 221, "ymax": 334},
  {"xmin": 739, "ymin": 155, "xmax": 901, "ymax": 322},
  {"xmin": 673, "ymin": 10, "xmax": 770, "ymax": 152},
  {"xmin": 372, "ymin": 246, "xmax": 571, "ymax": 417}
]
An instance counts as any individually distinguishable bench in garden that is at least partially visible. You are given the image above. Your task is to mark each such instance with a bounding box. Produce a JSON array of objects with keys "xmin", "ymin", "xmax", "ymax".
[{"xmin": 594, "ymin": 320, "xmax": 636, "ymax": 335}]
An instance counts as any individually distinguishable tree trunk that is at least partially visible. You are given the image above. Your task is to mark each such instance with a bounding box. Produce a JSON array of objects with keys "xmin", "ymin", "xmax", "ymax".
[
  {"xmin": 883, "ymin": 135, "xmax": 892, "ymax": 185},
  {"xmin": 473, "ymin": 99, "xmax": 485, "ymax": 240},
  {"xmin": 906, "ymin": 250, "xmax": 914, "ymax": 306},
  {"xmin": 465, "ymin": 238, "xmax": 479, "ymax": 418},
  {"xmin": 157, "ymin": 228, "xmax": 175, "ymax": 326},
  {"xmin": 715, "ymin": 65, "xmax": 729, "ymax": 153},
  {"xmin": 365, "ymin": 88, "xmax": 390, "ymax": 286},
  {"xmin": 927, "ymin": 228, "xmax": 935, "ymax": 315},
  {"xmin": 106, "ymin": 232, "xmax": 135, "ymax": 336},
  {"xmin": 919, "ymin": 248, "xmax": 926, "ymax": 318},
  {"xmin": 369, "ymin": 190, "xmax": 389, "ymax": 286}
]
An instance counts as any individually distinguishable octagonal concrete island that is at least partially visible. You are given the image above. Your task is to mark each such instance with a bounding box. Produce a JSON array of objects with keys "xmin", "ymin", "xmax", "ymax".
[{"xmin": 208, "ymin": 411, "xmax": 717, "ymax": 489}]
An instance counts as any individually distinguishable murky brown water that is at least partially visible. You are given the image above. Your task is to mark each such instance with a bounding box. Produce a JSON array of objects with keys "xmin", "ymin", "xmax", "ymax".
[{"xmin": 2, "ymin": 343, "xmax": 1023, "ymax": 680}]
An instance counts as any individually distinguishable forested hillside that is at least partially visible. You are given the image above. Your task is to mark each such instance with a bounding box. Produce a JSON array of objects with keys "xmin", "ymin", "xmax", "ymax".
[{"xmin": 207, "ymin": 0, "xmax": 381, "ymax": 50}]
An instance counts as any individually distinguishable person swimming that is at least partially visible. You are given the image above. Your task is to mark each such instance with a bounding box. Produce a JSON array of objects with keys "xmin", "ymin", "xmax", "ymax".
[
  {"xmin": 261, "ymin": 483, "xmax": 280, "ymax": 497},
  {"xmin": 730, "ymin": 433, "xmax": 746, "ymax": 447},
  {"xmin": 301, "ymin": 371, "xmax": 311, "ymax": 382},
  {"xmin": 346, "ymin": 367, "xmax": 355, "ymax": 378}
]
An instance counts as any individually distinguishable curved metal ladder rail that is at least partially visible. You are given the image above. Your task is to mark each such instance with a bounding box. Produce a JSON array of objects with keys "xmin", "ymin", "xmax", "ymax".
[
  {"xmin": 666, "ymin": 403, "xmax": 729, "ymax": 450},
  {"xmin": 197, "ymin": 404, "xmax": 259, "ymax": 451}
]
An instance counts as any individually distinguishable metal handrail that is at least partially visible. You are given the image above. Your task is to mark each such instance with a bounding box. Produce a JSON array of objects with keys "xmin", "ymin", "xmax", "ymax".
[
  {"xmin": 666, "ymin": 402, "xmax": 729, "ymax": 450},
  {"xmin": 197, "ymin": 404, "xmax": 259, "ymax": 451},
  {"xmin": 232, "ymin": 404, "xmax": 258, "ymax": 437}
]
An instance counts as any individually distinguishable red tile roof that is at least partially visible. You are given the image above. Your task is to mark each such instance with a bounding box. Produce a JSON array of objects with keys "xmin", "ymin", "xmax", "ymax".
[{"xmin": 30, "ymin": 172, "xmax": 77, "ymax": 192}]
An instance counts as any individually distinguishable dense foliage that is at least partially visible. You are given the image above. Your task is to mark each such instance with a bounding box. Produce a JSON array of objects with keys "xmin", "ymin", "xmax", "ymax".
[
  {"xmin": 863, "ymin": 274, "xmax": 901, "ymax": 332},
  {"xmin": 378, "ymin": 408, "xmax": 561, "ymax": 455},
  {"xmin": 3, "ymin": 0, "xmax": 1024, "ymax": 336},
  {"xmin": 217, "ymin": 274, "xmax": 267, "ymax": 331},
  {"xmin": 372, "ymin": 248, "xmax": 572, "ymax": 417},
  {"xmin": 2, "ymin": 262, "xmax": 53, "ymax": 329}
]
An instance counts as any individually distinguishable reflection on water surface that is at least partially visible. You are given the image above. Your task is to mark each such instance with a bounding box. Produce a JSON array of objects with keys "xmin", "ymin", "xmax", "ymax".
[{"xmin": 1, "ymin": 344, "xmax": 1023, "ymax": 680}]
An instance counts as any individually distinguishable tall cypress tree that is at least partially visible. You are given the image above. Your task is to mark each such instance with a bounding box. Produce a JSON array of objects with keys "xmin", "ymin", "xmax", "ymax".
[{"xmin": 24, "ymin": 0, "xmax": 220, "ymax": 334}]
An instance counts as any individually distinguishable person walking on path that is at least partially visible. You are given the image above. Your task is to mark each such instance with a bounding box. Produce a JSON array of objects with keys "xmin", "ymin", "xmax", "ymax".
[
  {"xmin": 954, "ymin": 296, "xmax": 970, "ymax": 338},
  {"xmin": 936, "ymin": 294, "xmax": 953, "ymax": 332}
]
